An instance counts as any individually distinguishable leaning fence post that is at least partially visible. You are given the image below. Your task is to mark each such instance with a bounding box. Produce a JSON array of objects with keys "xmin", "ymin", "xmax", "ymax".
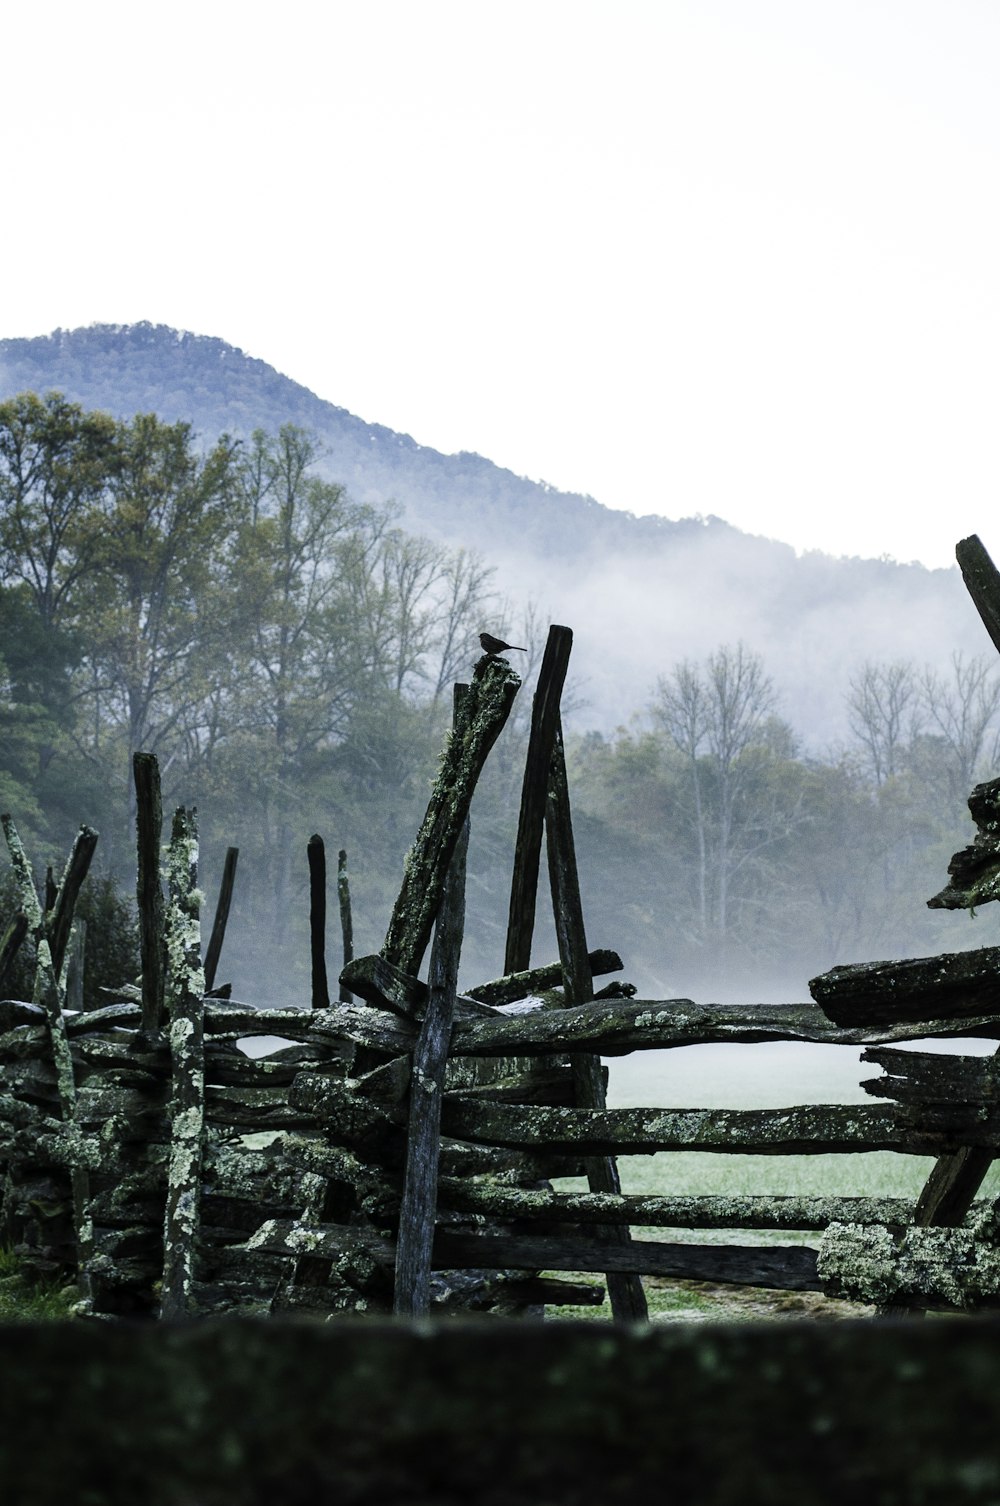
[
  {"xmin": 160, "ymin": 806, "xmax": 206, "ymax": 1320},
  {"xmin": 382, "ymin": 654, "xmax": 519, "ymax": 978},
  {"xmin": 546, "ymin": 722, "xmax": 649, "ymax": 1323},
  {"xmin": 394, "ymin": 688, "xmax": 470, "ymax": 1316},
  {"xmin": 203, "ymin": 846, "xmax": 239, "ymax": 994},
  {"xmin": 133, "ymin": 753, "xmax": 166, "ymax": 1033},
  {"xmin": 504, "ymin": 625, "xmax": 574, "ymax": 975}
]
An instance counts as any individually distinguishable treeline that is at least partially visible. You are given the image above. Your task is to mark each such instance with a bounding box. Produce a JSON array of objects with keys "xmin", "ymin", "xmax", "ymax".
[
  {"xmin": 567, "ymin": 647, "xmax": 1000, "ymax": 994},
  {"xmin": 1, "ymin": 390, "xmax": 997, "ymax": 1001},
  {"xmin": 0, "ymin": 392, "xmax": 518, "ymax": 990}
]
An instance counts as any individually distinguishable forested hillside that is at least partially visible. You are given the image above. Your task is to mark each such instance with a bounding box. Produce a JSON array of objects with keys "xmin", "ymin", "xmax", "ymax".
[
  {"xmin": 0, "ymin": 323, "xmax": 986, "ymax": 740},
  {"xmin": 1, "ymin": 334, "xmax": 999, "ymax": 1002}
]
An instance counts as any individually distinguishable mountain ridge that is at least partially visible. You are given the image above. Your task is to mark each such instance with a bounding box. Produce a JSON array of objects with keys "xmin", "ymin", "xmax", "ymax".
[{"xmin": 0, "ymin": 322, "xmax": 981, "ymax": 742}]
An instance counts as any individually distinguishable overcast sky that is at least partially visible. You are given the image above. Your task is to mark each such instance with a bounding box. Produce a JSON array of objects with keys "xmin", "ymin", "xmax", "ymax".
[{"xmin": 4, "ymin": 1, "xmax": 999, "ymax": 569}]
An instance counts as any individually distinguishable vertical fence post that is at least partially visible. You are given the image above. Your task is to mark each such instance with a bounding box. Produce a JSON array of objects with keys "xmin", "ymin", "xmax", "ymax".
[
  {"xmin": 546, "ymin": 723, "xmax": 649, "ymax": 1323},
  {"xmin": 160, "ymin": 806, "xmax": 206, "ymax": 1320},
  {"xmin": 133, "ymin": 753, "xmax": 166, "ymax": 1034},
  {"xmin": 338, "ymin": 849, "xmax": 354, "ymax": 1003},
  {"xmin": 394, "ymin": 688, "xmax": 470, "ymax": 1317},
  {"xmin": 307, "ymin": 836, "xmax": 330, "ymax": 1010}
]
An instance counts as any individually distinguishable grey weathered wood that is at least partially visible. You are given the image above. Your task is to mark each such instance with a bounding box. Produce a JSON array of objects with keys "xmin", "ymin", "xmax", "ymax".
[
  {"xmin": 0, "ymin": 911, "xmax": 28, "ymax": 993},
  {"xmin": 204, "ymin": 1001, "xmax": 417, "ymax": 1054},
  {"xmin": 47, "ymin": 826, "xmax": 98, "ymax": 982},
  {"xmin": 246, "ymin": 1218, "xmax": 821, "ymax": 1291},
  {"xmin": 65, "ymin": 919, "xmax": 86, "ymax": 1013},
  {"xmin": 160, "ymin": 806, "xmax": 206, "ymax": 1320},
  {"xmin": 394, "ymin": 802, "xmax": 470, "ymax": 1316},
  {"xmin": 449, "ymin": 995, "xmax": 1000, "ymax": 1057},
  {"xmin": 957, "ymin": 533, "xmax": 1000, "ymax": 660},
  {"xmin": 307, "ymin": 836, "xmax": 330, "ymax": 1010},
  {"xmin": 337, "ymin": 849, "xmax": 354, "ymax": 1003},
  {"xmin": 467, "ymin": 949, "xmax": 624, "ymax": 1007},
  {"xmin": 439, "ymin": 1098, "xmax": 946, "ymax": 1156},
  {"xmin": 382, "ymin": 653, "xmax": 520, "ymax": 976},
  {"xmin": 928, "ymin": 777, "xmax": 1000, "ymax": 911},
  {"xmin": 434, "ymin": 1181, "xmax": 919, "ymax": 1231},
  {"xmin": 340, "ymin": 953, "xmax": 496, "ymax": 1020},
  {"xmin": 545, "ymin": 716, "xmax": 647, "ymax": 1322},
  {"xmin": 505, "ymin": 624, "xmax": 574, "ymax": 975},
  {"xmin": 810, "ymin": 946, "xmax": 1000, "ymax": 1028},
  {"xmin": 203, "ymin": 846, "xmax": 238, "ymax": 993},
  {"xmin": 133, "ymin": 753, "xmax": 166, "ymax": 1033}
]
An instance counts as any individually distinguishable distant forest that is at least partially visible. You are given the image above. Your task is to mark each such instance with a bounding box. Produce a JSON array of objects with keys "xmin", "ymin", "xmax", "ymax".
[{"xmin": 1, "ymin": 387, "xmax": 997, "ymax": 1001}]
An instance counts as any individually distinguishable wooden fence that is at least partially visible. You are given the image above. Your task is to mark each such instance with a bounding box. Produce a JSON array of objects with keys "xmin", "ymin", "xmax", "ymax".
[{"xmin": 5, "ymin": 534, "xmax": 1000, "ymax": 1319}]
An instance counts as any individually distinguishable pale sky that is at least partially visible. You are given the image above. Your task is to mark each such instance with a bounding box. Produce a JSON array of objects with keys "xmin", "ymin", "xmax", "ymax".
[{"xmin": 4, "ymin": 0, "xmax": 999, "ymax": 569}]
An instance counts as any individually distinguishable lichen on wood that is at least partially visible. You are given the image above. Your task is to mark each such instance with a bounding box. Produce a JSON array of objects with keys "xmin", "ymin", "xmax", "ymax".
[{"xmin": 381, "ymin": 653, "xmax": 519, "ymax": 977}]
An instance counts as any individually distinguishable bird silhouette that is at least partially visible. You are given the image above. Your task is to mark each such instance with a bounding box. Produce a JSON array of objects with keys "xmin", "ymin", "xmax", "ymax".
[{"xmin": 479, "ymin": 632, "xmax": 526, "ymax": 655}]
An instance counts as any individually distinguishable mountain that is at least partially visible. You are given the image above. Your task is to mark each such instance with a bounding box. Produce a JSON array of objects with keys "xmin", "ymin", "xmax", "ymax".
[{"xmin": 0, "ymin": 322, "xmax": 986, "ymax": 743}]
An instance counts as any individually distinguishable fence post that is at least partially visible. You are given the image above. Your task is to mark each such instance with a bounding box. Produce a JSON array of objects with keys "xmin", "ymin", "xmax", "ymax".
[
  {"xmin": 394, "ymin": 691, "xmax": 471, "ymax": 1316},
  {"xmin": 504, "ymin": 625, "xmax": 574, "ymax": 975},
  {"xmin": 546, "ymin": 722, "xmax": 649, "ymax": 1323},
  {"xmin": 134, "ymin": 753, "xmax": 167, "ymax": 1034},
  {"xmin": 338, "ymin": 849, "xmax": 354, "ymax": 1003},
  {"xmin": 307, "ymin": 836, "xmax": 330, "ymax": 1010},
  {"xmin": 203, "ymin": 846, "xmax": 239, "ymax": 994},
  {"xmin": 382, "ymin": 654, "xmax": 519, "ymax": 978},
  {"xmin": 160, "ymin": 806, "xmax": 206, "ymax": 1320}
]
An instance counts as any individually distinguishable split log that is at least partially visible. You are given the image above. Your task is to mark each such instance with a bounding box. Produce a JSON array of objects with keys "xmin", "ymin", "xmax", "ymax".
[
  {"xmin": 47, "ymin": 827, "xmax": 98, "ymax": 981},
  {"xmin": 449, "ymin": 995, "xmax": 1000, "ymax": 1057},
  {"xmin": 203, "ymin": 846, "xmax": 238, "ymax": 993},
  {"xmin": 394, "ymin": 763, "xmax": 470, "ymax": 1316},
  {"xmin": 439, "ymin": 1098, "xmax": 945, "ymax": 1157},
  {"xmin": 133, "ymin": 753, "xmax": 167, "ymax": 1033},
  {"xmin": 545, "ymin": 716, "xmax": 646, "ymax": 1322},
  {"xmin": 337, "ymin": 849, "xmax": 354, "ymax": 1003},
  {"xmin": 340, "ymin": 953, "xmax": 495, "ymax": 1020},
  {"xmin": 467, "ymin": 949, "xmax": 624, "ymax": 1008},
  {"xmin": 0, "ymin": 911, "xmax": 28, "ymax": 994},
  {"xmin": 306, "ymin": 836, "xmax": 330, "ymax": 1010},
  {"xmin": 809, "ymin": 947, "xmax": 1000, "ymax": 1028},
  {"xmin": 957, "ymin": 533, "xmax": 1000, "ymax": 659},
  {"xmin": 245, "ymin": 1219, "xmax": 821, "ymax": 1292},
  {"xmin": 204, "ymin": 1001, "xmax": 416, "ymax": 1056},
  {"xmin": 434, "ymin": 1181, "xmax": 919, "ymax": 1232},
  {"xmin": 160, "ymin": 807, "xmax": 206, "ymax": 1320},
  {"xmin": 382, "ymin": 653, "xmax": 519, "ymax": 977},
  {"xmin": 505, "ymin": 624, "xmax": 574, "ymax": 974}
]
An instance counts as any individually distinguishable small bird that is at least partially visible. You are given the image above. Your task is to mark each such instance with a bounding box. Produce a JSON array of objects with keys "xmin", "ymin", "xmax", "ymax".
[{"xmin": 480, "ymin": 632, "xmax": 526, "ymax": 656}]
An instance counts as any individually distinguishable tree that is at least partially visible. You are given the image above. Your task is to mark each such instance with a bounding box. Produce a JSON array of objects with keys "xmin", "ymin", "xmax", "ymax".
[
  {"xmin": 652, "ymin": 644, "xmax": 804, "ymax": 959},
  {"xmin": 846, "ymin": 660, "xmax": 921, "ymax": 785},
  {"xmin": 920, "ymin": 652, "xmax": 1000, "ymax": 801},
  {"xmin": 72, "ymin": 412, "xmax": 239, "ymax": 797}
]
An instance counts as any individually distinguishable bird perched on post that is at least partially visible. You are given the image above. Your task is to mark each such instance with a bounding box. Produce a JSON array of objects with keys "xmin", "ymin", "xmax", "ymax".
[{"xmin": 479, "ymin": 632, "xmax": 526, "ymax": 656}]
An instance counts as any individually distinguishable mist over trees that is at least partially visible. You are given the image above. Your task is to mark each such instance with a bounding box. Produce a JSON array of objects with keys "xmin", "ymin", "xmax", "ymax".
[{"xmin": 2, "ymin": 382, "xmax": 999, "ymax": 1001}]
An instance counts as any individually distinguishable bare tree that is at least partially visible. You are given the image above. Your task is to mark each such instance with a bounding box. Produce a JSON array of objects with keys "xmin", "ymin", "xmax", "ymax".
[
  {"xmin": 846, "ymin": 660, "xmax": 921, "ymax": 785},
  {"xmin": 920, "ymin": 652, "xmax": 1000, "ymax": 798},
  {"xmin": 654, "ymin": 643, "xmax": 783, "ymax": 945}
]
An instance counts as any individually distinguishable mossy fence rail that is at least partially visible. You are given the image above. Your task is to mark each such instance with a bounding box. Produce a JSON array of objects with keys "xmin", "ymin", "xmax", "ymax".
[{"xmin": 7, "ymin": 545, "xmax": 1000, "ymax": 1320}]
